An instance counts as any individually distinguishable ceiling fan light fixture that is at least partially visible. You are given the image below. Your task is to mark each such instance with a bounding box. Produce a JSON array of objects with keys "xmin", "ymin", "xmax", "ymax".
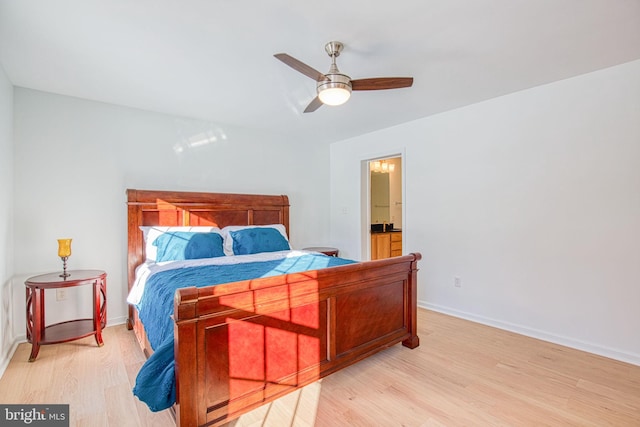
[
  {"xmin": 318, "ymin": 85, "xmax": 351, "ymax": 106},
  {"xmin": 317, "ymin": 74, "xmax": 352, "ymax": 106},
  {"xmin": 274, "ymin": 41, "xmax": 414, "ymax": 113}
]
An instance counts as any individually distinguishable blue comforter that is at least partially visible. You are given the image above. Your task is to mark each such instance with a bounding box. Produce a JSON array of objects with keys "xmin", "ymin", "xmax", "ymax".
[{"xmin": 133, "ymin": 253, "xmax": 355, "ymax": 411}]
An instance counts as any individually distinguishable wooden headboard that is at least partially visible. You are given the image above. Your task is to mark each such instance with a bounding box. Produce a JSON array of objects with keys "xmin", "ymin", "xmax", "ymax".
[{"xmin": 126, "ymin": 189, "xmax": 290, "ymax": 322}]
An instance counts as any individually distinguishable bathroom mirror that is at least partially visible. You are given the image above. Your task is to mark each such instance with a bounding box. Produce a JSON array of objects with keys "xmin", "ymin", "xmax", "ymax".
[{"xmin": 369, "ymin": 157, "xmax": 402, "ymax": 230}]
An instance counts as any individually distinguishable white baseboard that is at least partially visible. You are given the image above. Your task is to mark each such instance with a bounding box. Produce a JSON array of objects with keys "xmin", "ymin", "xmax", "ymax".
[
  {"xmin": 108, "ymin": 316, "xmax": 128, "ymax": 326},
  {"xmin": 419, "ymin": 300, "xmax": 640, "ymax": 367},
  {"xmin": 0, "ymin": 338, "xmax": 20, "ymax": 380}
]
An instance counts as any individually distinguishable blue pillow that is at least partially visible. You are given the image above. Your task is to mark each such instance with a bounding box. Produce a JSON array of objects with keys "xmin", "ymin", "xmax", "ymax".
[
  {"xmin": 153, "ymin": 232, "xmax": 225, "ymax": 262},
  {"xmin": 230, "ymin": 227, "xmax": 290, "ymax": 255}
]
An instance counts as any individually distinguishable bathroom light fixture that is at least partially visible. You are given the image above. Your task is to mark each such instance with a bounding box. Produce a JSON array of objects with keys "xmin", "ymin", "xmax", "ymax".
[{"xmin": 370, "ymin": 160, "xmax": 395, "ymax": 173}]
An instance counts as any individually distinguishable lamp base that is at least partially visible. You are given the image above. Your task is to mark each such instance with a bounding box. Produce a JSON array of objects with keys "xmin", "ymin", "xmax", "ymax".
[{"xmin": 59, "ymin": 256, "xmax": 70, "ymax": 278}]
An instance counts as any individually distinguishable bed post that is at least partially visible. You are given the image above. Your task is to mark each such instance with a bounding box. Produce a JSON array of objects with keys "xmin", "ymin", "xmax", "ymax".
[
  {"xmin": 174, "ymin": 287, "xmax": 200, "ymax": 426},
  {"xmin": 126, "ymin": 189, "xmax": 143, "ymax": 330},
  {"xmin": 402, "ymin": 253, "xmax": 421, "ymax": 349}
]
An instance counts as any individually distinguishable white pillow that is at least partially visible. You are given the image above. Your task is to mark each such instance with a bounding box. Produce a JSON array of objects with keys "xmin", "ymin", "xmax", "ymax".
[
  {"xmin": 140, "ymin": 226, "xmax": 223, "ymax": 262},
  {"xmin": 221, "ymin": 224, "xmax": 289, "ymax": 256}
]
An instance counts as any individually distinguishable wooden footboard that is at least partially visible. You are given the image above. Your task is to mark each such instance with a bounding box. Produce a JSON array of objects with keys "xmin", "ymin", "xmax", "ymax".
[{"xmin": 173, "ymin": 253, "xmax": 420, "ymax": 427}]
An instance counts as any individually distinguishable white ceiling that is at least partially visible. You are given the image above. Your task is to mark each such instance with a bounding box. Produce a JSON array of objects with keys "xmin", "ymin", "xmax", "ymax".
[{"xmin": 1, "ymin": 1, "xmax": 639, "ymax": 144}]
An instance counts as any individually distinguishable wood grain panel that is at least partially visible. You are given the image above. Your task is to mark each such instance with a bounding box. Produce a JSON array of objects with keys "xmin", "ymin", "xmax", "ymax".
[
  {"xmin": 335, "ymin": 281, "xmax": 405, "ymax": 355},
  {"xmin": 202, "ymin": 300, "xmax": 329, "ymax": 425}
]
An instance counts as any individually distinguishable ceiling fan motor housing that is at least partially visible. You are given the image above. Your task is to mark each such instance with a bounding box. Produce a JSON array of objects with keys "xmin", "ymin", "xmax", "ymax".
[{"xmin": 317, "ymin": 73, "xmax": 352, "ymax": 92}]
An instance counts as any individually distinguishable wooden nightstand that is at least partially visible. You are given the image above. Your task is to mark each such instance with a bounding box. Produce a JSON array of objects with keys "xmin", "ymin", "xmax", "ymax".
[
  {"xmin": 25, "ymin": 269, "xmax": 107, "ymax": 362},
  {"xmin": 303, "ymin": 246, "xmax": 339, "ymax": 257}
]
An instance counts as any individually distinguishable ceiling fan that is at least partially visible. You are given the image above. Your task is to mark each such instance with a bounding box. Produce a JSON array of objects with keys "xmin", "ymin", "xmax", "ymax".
[{"xmin": 274, "ymin": 41, "xmax": 414, "ymax": 113}]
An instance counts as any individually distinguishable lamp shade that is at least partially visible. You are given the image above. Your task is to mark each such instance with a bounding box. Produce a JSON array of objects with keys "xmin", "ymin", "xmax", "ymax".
[{"xmin": 57, "ymin": 239, "xmax": 72, "ymax": 257}]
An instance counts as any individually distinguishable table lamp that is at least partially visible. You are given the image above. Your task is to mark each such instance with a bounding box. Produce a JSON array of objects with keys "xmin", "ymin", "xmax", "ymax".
[{"xmin": 57, "ymin": 238, "xmax": 72, "ymax": 278}]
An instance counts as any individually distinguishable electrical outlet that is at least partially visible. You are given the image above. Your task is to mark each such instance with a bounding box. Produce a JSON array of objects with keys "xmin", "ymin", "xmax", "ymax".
[
  {"xmin": 454, "ymin": 276, "xmax": 461, "ymax": 288},
  {"xmin": 56, "ymin": 289, "xmax": 67, "ymax": 301}
]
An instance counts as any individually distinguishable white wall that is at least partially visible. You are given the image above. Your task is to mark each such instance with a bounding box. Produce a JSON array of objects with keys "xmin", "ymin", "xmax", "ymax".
[
  {"xmin": 11, "ymin": 89, "xmax": 331, "ymax": 342},
  {"xmin": 388, "ymin": 157, "xmax": 402, "ymax": 229},
  {"xmin": 330, "ymin": 60, "xmax": 640, "ymax": 365},
  {"xmin": 0, "ymin": 65, "xmax": 14, "ymax": 373}
]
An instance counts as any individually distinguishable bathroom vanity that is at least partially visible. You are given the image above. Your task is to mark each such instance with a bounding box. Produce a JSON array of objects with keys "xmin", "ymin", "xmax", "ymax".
[{"xmin": 371, "ymin": 224, "xmax": 402, "ymax": 260}]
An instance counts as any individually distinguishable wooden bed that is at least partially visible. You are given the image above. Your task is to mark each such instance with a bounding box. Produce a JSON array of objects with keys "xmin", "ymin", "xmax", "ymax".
[{"xmin": 126, "ymin": 189, "xmax": 421, "ymax": 427}]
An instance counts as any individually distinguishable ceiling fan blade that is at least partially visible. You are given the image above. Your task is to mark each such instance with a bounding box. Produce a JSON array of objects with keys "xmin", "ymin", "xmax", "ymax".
[
  {"xmin": 303, "ymin": 96, "xmax": 323, "ymax": 113},
  {"xmin": 274, "ymin": 53, "xmax": 329, "ymax": 82},
  {"xmin": 351, "ymin": 77, "xmax": 414, "ymax": 91}
]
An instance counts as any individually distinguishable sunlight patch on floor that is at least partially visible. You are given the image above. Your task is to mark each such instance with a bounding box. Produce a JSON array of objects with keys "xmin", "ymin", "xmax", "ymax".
[{"xmin": 229, "ymin": 380, "xmax": 322, "ymax": 427}]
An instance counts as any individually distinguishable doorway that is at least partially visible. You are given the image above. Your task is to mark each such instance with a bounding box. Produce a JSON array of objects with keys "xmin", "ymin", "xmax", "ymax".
[{"xmin": 367, "ymin": 156, "xmax": 403, "ymax": 260}]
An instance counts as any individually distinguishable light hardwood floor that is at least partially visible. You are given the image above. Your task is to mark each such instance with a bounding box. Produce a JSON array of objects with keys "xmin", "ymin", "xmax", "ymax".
[{"xmin": 1, "ymin": 309, "xmax": 638, "ymax": 426}]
